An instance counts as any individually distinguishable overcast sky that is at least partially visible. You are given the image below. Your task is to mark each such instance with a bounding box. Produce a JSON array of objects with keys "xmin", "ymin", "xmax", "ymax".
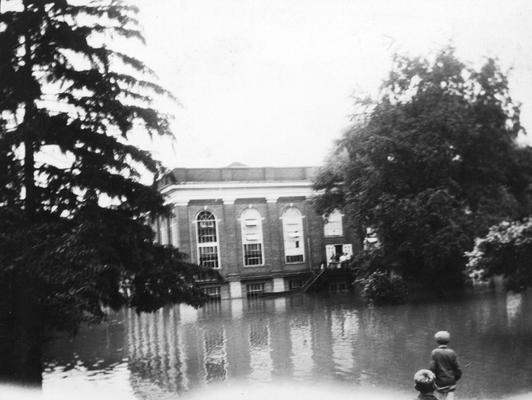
[{"xmin": 134, "ymin": 0, "xmax": 532, "ymax": 169}]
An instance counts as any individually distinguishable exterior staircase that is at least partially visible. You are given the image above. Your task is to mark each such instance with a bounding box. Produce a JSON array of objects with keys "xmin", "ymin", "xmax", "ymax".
[{"xmin": 301, "ymin": 269, "xmax": 326, "ymax": 292}]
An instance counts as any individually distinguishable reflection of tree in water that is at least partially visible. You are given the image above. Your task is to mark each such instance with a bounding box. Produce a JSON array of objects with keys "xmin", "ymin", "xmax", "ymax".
[
  {"xmin": 43, "ymin": 311, "xmax": 127, "ymax": 376},
  {"xmin": 287, "ymin": 294, "xmax": 306, "ymax": 309},
  {"xmin": 203, "ymin": 327, "xmax": 227, "ymax": 383}
]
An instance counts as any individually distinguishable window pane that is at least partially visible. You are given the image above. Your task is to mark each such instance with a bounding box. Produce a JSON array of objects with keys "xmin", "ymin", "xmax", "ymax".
[
  {"xmin": 199, "ymin": 246, "xmax": 219, "ymax": 269},
  {"xmin": 289, "ymin": 279, "xmax": 304, "ymax": 290},
  {"xmin": 246, "ymin": 283, "xmax": 265, "ymax": 297},
  {"xmin": 324, "ymin": 210, "xmax": 343, "ymax": 237},
  {"xmin": 203, "ymin": 286, "xmax": 221, "ymax": 300},
  {"xmin": 286, "ymin": 255, "xmax": 304, "ymax": 263},
  {"xmin": 198, "ymin": 211, "xmax": 217, "ymax": 243},
  {"xmin": 244, "ymin": 243, "xmax": 263, "ymax": 266}
]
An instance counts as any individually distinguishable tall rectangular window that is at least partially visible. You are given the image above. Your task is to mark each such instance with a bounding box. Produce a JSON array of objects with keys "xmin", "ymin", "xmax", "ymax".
[
  {"xmin": 323, "ymin": 210, "xmax": 343, "ymax": 237},
  {"xmin": 244, "ymin": 243, "xmax": 262, "ymax": 266},
  {"xmin": 282, "ymin": 207, "xmax": 305, "ymax": 264},
  {"xmin": 241, "ymin": 208, "xmax": 264, "ymax": 267},
  {"xmin": 198, "ymin": 219, "xmax": 217, "ymax": 243},
  {"xmin": 196, "ymin": 211, "xmax": 220, "ymax": 269},
  {"xmin": 199, "ymin": 246, "xmax": 219, "ymax": 269}
]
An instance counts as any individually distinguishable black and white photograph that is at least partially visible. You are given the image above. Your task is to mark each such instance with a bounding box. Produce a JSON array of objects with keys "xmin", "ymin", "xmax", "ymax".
[{"xmin": 1, "ymin": 1, "xmax": 532, "ymax": 399}]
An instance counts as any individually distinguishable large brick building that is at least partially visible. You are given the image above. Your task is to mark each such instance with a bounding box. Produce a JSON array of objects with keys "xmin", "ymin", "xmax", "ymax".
[{"xmin": 154, "ymin": 165, "xmax": 359, "ymax": 299}]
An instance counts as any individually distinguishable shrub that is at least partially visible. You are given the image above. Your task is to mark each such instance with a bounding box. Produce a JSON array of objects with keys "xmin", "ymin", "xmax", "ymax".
[
  {"xmin": 466, "ymin": 218, "xmax": 532, "ymax": 292},
  {"xmin": 361, "ymin": 271, "xmax": 408, "ymax": 305}
]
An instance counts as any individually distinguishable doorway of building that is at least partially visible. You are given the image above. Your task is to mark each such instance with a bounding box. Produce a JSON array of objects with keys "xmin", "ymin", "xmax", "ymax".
[{"xmin": 325, "ymin": 244, "xmax": 353, "ymax": 268}]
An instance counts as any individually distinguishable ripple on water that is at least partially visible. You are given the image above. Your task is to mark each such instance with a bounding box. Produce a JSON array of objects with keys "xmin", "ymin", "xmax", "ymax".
[{"xmin": 41, "ymin": 291, "xmax": 532, "ymax": 400}]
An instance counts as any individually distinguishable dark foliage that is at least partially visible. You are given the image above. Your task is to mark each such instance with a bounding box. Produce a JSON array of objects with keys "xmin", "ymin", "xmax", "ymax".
[
  {"xmin": 467, "ymin": 218, "xmax": 532, "ymax": 292},
  {"xmin": 315, "ymin": 47, "xmax": 532, "ymax": 294},
  {"xmin": 0, "ymin": 0, "xmax": 216, "ymax": 337},
  {"xmin": 361, "ymin": 271, "xmax": 407, "ymax": 305}
]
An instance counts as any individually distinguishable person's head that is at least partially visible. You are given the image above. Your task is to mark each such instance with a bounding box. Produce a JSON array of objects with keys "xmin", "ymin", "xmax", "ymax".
[
  {"xmin": 435, "ymin": 330, "xmax": 451, "ymax": 345},
  {"xmin": 414, "ymin": 369, "xmax": 436, "ymax": 393}
]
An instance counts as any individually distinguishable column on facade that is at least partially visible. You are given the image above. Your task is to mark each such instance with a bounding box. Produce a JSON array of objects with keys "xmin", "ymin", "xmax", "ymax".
[
  {"xmin": 272, "ymin": 277, "xmax": 285, "ymax": 293},
  {"xmin": 175, "ymin": 203, "xmax": 192, "ymax": 257},
  {"xmin": 265, "ymin": 196, "xmax": 283, "ymax": 273},
  {"xmin": 159, "ymin": 217, "xmax": 169, "ymax": 245},
  {"xmin": 304, "ymin": 200, "xmax": 325, "ymax": 269},
  {"xmin": 223, "ymin": 198, "xmax": 243, "ymax": 298},
  {"xmin": 221, "ymin": 198, "xmax": 240, "ymax": 276},
  {"xmin": 170, "ymin": 211, "xmax": 180, "ymax": 248},
  {"xmin": 229, "ymin": 281, "xmax": 243, "ymax": 299}
]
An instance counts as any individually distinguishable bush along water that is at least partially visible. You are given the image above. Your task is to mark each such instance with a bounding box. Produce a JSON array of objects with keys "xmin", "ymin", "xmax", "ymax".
[{"xmin": 361, "ymin": 271, "xmax": 408, "ymax": 305}]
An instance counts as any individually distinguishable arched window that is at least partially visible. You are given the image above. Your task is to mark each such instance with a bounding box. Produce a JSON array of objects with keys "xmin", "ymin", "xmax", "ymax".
[
  {"xmin": 240, "ymin": 208, "xmax": 264, "ymax": 266},
  {"xmin": 282, "ymin": 207, "xmax": 305, "ymax": 263},
  {"xmin": 196, "ymin": 210, "xmax": 220, "ymax": 269},
  {"xmin": 323, "ymin": 209, "xmax": 343, "ymax": 237}
]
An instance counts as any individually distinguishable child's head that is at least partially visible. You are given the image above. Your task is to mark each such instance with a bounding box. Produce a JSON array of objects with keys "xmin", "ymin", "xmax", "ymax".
[
  {"xmin": 435, "ymin": 330, "xmax": 451, "ymax": 345},
  {"xmin": 414, "ymin": 369, "xmax": 436, "ymax": 393}
]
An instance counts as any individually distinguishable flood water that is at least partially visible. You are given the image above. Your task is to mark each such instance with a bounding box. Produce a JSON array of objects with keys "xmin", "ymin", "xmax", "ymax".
[{"xmin": 39, "ymin": 290, "xmax": 532, "ymax": 400}]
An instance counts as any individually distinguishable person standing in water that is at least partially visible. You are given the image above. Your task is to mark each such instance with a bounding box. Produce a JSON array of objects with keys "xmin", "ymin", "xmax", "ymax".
[
  {"xmin": 414, "ymin": 369, "xmax": 439, "ymax": 400},
  {"xmin": 430, "ymin": 331, "xmax": 462, "ymax": 400}
]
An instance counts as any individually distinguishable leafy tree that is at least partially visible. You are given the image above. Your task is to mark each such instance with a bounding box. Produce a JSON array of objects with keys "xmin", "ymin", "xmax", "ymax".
[
  {"xmin": 315, "ymin": 47, "xmax": 532, "ymax": 295},
  {"xmin": 361, "ymin": 270, "xmax": 407, "ymax": 305},
  {"xmin": 467, "ymin": 218, "xmax": 532, "ymax": 292},
  {"xmin": 0, "ymin": 0, "xmax": 215, "ymax": 384}
]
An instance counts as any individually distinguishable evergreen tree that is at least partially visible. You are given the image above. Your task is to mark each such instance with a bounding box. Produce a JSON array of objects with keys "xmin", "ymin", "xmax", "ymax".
[
  {"xmin": 0, "ymin": 0, "xmax": 214, "ymax": 384},
  {"xmin": 314, "ymin": 47, "xmax": 532, "ymax": 296}
]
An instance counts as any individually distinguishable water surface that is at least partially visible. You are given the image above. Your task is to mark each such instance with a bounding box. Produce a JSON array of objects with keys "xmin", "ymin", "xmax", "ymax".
[{"xmin": 42, "ymin": 290, "xmax": 532, "ymax": 400}]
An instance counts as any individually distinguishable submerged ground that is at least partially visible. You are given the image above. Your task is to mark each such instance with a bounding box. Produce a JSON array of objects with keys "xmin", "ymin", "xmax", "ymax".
[{"xmin": 4, "ymin": 289, "xmax": 532, "ymax": 400}]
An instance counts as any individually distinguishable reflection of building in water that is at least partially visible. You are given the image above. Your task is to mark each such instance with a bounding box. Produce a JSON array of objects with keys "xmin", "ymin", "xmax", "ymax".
[
  {"xmin": 124, "ymin": 297, "xmax": 357, "ymax": 394},
  {"xmin": 249, "ymin": 321, "xmax": 273, "ymax": 381},
  {"xmin": 289, "ymin": 315, "xmax": 314, "ymax": 379},
  {"xmin": 153, "ymin": 165, "xmax": 360, "ymax": 299},
  {"xmin": 330, "ymin": 309, "xmax": 359, "ymax": 376},
  {"xmin": 506, "ymin": 292, "xmax": 523, "ymax": 328},
  {"xmin": 203, "ymin": 327, "xmax": 228, "ymax": 382},
  {"xmin": 126, "ymin": 308, "xmax": 189, "ymax": 395},
  {"xmin": 45, "ymin": 291, "xmax": 532, "ymax": 399}
]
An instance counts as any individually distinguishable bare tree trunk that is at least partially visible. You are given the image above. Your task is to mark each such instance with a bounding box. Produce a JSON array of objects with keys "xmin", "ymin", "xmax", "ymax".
[
  {"xmin": 0, "ymin": 274, "xmax": 43, "ymax": 387},
  {"xmin": 0, "ymin": 4, "xmax": 44, "ymax": 384}
]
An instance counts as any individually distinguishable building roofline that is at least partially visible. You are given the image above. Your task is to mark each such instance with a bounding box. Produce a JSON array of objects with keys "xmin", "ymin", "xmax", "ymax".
[{"xmin": 159, "ymin": 166, "xmax": 320, "ymax": 189}]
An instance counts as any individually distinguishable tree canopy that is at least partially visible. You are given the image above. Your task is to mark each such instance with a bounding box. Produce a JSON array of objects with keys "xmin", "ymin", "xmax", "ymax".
[
  {"xmin": 314, "ymin": 47, "xmax": 532, "ymax": 293},
  {"xmin": 0, "ymin": 0, "xmax": 213, "ymax": 338},
  {"xmin": 467, "ymin": 218, "xmax": 532, "ymax": 292}
]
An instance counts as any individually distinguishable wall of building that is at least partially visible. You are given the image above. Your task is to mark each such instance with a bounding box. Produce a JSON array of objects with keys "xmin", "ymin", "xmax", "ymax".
[{"xmin": 154, "ymin": 166, "xmax": 360, "ymax": 299}]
